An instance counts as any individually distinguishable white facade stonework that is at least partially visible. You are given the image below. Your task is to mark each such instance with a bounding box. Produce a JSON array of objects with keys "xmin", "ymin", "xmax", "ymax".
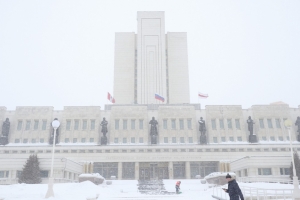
[{"xmin": 114, "ymin": 11, "xmax": 190, "ymax": 104}]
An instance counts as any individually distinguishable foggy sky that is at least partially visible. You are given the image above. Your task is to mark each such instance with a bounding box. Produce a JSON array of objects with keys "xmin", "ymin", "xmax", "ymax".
[{"xmin": 0, "ymin": 0, "xmax": 299, "ymax": 110}]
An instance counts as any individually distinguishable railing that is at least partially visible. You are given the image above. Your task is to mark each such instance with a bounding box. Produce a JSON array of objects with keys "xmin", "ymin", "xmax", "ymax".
[
  {"xmin": 212, "ymin": 185, "xmax": 293, "ymax": 200},
  {"xmin": 241, "ymin": 186, "xmax": 293, "ymax": 200},
  {"xmin": 237, "ymin": 177, "xmax": 292, "ymax": 184},
  {"xmin": 0, "ymin": 178, "xmax": 77, "ymax": 185}
]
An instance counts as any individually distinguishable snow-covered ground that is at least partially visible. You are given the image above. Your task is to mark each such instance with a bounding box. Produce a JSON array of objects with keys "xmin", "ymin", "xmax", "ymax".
[{"xmin": 0, "ymin": 180, "xmax": 295, "ymax": 200}]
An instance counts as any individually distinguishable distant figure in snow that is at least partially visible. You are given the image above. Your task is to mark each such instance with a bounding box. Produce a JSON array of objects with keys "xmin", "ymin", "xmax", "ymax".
[
  {"xmin": 223, "ymin": 174, "xmax": 244, "ymax": 200},
  {"xmin": 175, "ymin": 181, "xmax": 181, "ymax": 194}
]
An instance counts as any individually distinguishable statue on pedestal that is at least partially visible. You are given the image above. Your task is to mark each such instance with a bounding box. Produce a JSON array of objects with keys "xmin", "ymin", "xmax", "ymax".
[
  {"xmin": 100, "ymin": 118, "xmax": 108, "ymax": 145},
  {"xmin": 149, "ymin": 117, "xmax": 158, "ymax": 144},
  {"xmin": 198, "ymin": 117, "xmax": 207, "ymax": 144},
  {"xmin": 0, "ymin": 118, "xmax": 10, "ymax": 145},
  {"xmin": 247, "ymin": 116, "xmax": 257, "ymax": 143}
]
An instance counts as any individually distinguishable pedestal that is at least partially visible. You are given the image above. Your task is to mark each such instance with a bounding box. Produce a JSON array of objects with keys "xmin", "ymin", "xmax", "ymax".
[
  {"xmin": 0, "ymin": 136, "xmax": 8, "ymax": 145},
  {"xmin": 200, "ymin": 135, "xmax": 207, "ymax": 144},
  {"xmin": 151, "ymin": 135, "xmax": 157, "ymax": 144},
  {"xmin": 249, "ymin": 135, "xmax": 257, "ymax": 143},
  {"xmin": 101, "ymin": 136, "xmax": 107, "ymax": 145}
]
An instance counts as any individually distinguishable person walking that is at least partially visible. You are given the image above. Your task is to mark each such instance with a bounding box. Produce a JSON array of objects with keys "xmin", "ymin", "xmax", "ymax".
[
  {"xmin": 175, "ymin": 181, "xmax": 181, "ymax": 194},
  {"xmin": 223, "ymin": 174, "xmax": 244, "ymax": 200}
]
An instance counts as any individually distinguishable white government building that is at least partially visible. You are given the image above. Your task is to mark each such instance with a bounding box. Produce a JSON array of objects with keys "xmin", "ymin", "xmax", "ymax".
[{"xmin": 0, "ymin": 11, "xmax": 299, "ymax": 184}]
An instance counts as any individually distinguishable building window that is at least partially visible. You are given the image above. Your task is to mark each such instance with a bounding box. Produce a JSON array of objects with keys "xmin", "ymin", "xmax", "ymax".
[
  {"xmin": 280, "ymin": 168, "xmax": 290, "ymax": 175},
  {"xmin": 189, "ymin": 137, "xmax": 193, "ymax": 143},
  {"xmin": 31, "ymin": 139, "xmax": 36, "ymax": 143},
  {"xmin": 262, "ymin": 136, "xmax": 267, "ymax": 141},
  {"xmin": 82, "ymin": 120, "xmax": 87, "ymax": 130},
  {"xmin": 270, "ymin": 136, "xmax": 275, "ymax": 141},
  {"xmin": 16, "ymin": 171, "xmax": 22, "ymax": 178},
  {"xmin": 0, "ymin": 171, "xmax": 9, "ymax": 178},
  {"xmin": 180, "ymin": 137, "xmax": 185, "ymax": 143},
  {"xmin": 40, "ymin": 170, "xmax": 49, "ymax": 178},
  {"xmin": 164, "ymin": 137, "xmax": 168, "ymax": 143},
  {"xmin": 211, "ymin": 119, "xmax": 216, "ymax": 130},
  {"xmin": 258, "ymin": 168, "xmax": 272, "ymax": 175},
  {"xmin": 42, "ymin": 120, "xmax": 47, "ymax": 130},
  {"xmin": 219, "ymin": 119, "xmax": 224, "ymax": 129},
  {"xmin": 244, "ymin": 169, "xmax": 248, "ymax": 176},
  {"xmin": 131, "ymin": 137, "xmax": 135, "ymax": 143},
  {"xmin": 163, "ymin": 119, "xmax": 168, "ymax": 129},
  {"xmin": 123, "ymin": 120, "xmax": 127, "ymax": 129},
  {"xmin": 187, "ymin": 119, "xmax": 192, "ymax": 129},
  {"xmin": 66, "ymin": 120, "xmax": 71, "ymax": 130},
  {"xmin": 114, "ymin": 138, "xmax": 118, "ymax": 143},
  {"xmin": 172, "ymin": 137, "xmax": 176, "ymax": 143},
  {"xmin": 267, "ymin": 119, "xmax": 273, "ymax": 128},
  {"xmin": 81, "ymin": 138, "xmax": 86, "ymax": 143},
  {"xmin": 275, "ymin": 119, "xmax": 281, "ymax": 128},
  {"xmin": 91, "ymin": 120, "xmax": 95, "ymax": 130},
  {"xmin": 25, "ymin": 120, "xmax": 31, "ymax": 130},
  {"xmin": 235, "ymin": 119, "xmax": 241, "ymax": 129},
  {"xmin": 259, "ymin": 119, "xmax": 265, "ymax": 129},
  {"xmin": 123, "ymin": 138, "xmax": 127, "ymax": 143},
  {"xmin": 40, "ymin": 138, "xmax": 44, "ymax": 143},
  {"xmin": 227, "ymin": 119, "xmax": 232, "ymax": 129},
  {"xmin": 237, "ymin": 137, "xmax": 242, "ymax": 141},
  {"xmin": 15, "ymin": 139, "xmax": 20, "ymax": 143},
  {"xmin": 73, "ymin": 138, "xmax": 77, "ymax": 143},
  {"xmin": 171, "ymin": 119, "xmax": 176, "ymax": 129},
  {"xmin": 179, "ymin": 119, "xmax": 184, "ymax": 130},
  {"xmin": 139, "ymin": 137, "xmax": 143, "ymax": 143},
  {"xmin": 213, "ymin": 137, "xmax": 218, "ymax": 143},
  {"xmin": 23, "ymin": 139, "xmax": 28, "ymax": 143},
  {"xmin": 89, "ymin": 138, "xmax": 94, "ymax": 143},
  {"xmin": 17, "ymin": 121, "xmax": 23, "ymax": 130},
  {"xmin": 221, "ymin": 137, "xmax": 226, "ymax": 142},
  {"xmin": 115, "ymin": 119, "xmax": 119, "ymax": 130},
  {"xmin": 139, "ymin": 119, "xmax": 143, "ymax": 129},
  {"xmin": 65, "ymin": 138, "xmax": 69, "ymax": 143},
  {"xmin": 287, "ymin": 136, "xmax": 290, "ymax": 141},
  {"xmin": 74, "ymin": 120, "xmax": 79, "ymax": 130},
  {"xmin": 229, "ymin": 137, "xmax": 234, "ymax": 142},
  {"xmin": 279, "ymin": 136, "xmax": 283, "ymax": 141},
  {"xmin": 34, "ymin": 120, "xmax": 39, "ymax": 130},
  {"xmin": 131, "ymin": 119, "xmax": 135, "ymax": 129}
]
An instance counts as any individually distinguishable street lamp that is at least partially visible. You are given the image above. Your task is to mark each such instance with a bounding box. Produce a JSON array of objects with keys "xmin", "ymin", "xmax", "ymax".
[
  {"xmin": 45, "ymin": 118, "xmax": 60, "ymax": 198},
  {"xmin": 284, "ymin": 119, "xmax": 300, "ymax": 200}
]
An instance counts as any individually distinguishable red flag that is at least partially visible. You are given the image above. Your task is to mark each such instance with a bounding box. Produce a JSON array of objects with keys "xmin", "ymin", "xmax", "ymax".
[
  {"xmin": 107, "ymin": 92, "xmax": 115, "ymax": 103},
  {"xmin": 198, "ymin": 92, "xmax": 208, "ymax": 99}
]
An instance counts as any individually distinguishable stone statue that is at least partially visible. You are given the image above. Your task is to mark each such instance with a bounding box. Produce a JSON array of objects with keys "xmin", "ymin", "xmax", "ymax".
[
  {"xmin": 1, "ymin": 118, "xmax": 10, "ymax": 137},
  {"xmin": 247, "ymin": 116, "xmax": 255, "ymax": 135},
  {"xmin": 0, "ymin": 118, "xmax": 10, "ymax": 145},
  {"xmin": 198, "ymin": 117, "xmax": 206, "ymax": 135},
  {"xmin": 100, "ymin": 117, "xmax": 108, "ymax": 137},
  {"xmin": 295, "ymin": 116, "xmax": 300, "ymax": 133},
  {"xmin": 149, "ymin": 117, "xmax": 158, "ymax": 136}
]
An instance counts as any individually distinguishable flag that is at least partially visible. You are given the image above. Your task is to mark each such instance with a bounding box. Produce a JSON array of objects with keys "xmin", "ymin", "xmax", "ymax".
[
  {"xmin": 107, "ymin": 92, "xmax": 115, "ymax": 103},
  {"xmin": 155, "ymin": 93, "xmax": 165, "ymax": 102},
  {"xmin": 198, "ymin": 92, "xmax": 208, "ymax": 99}
]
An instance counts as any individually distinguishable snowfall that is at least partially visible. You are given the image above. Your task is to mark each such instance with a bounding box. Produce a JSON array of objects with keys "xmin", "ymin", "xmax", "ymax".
[{"xmin": 0, "ymin": 179, "xmax": 296, "ymax": 200}]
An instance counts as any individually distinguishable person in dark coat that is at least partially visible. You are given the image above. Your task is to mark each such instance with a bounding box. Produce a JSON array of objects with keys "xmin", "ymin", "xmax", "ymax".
[{"xmin": 223, "ymin": 174, "xmax": 244, "ymax": 200}]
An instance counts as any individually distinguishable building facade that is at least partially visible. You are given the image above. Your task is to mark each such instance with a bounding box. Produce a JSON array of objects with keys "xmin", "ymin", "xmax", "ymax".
[
  {"xmin": 0, "ymin": 104, "xmax": 299, "ymax": 183},
  {"xmin": 114, "ymin": 11, "xmax": 190, "ymax": 104}
]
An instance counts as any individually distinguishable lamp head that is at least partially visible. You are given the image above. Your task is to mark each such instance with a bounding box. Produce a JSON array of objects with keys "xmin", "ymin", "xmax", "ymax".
[
  {"xmin": 284, "ymin": 119, "xmax": 292, "ymax": 128},
  {"xmin": 52, "ymin": 118, "xmax": 60, "ymax": 129}
]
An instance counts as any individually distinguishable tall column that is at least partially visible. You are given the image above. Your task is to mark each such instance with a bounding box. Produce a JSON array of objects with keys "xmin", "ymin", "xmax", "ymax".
[
  {"xmin": 118, "ymin": 162, "xmax": 122, "ymax": 180},
  {"xmin": 185, "ymin": 161, "xmax": 190, "ymax": 179},
  {"xmin": 168, "ymin": 161, "xmax": 173, "ymax": 179},
  {"xmin": 135, "ymin": 162, "xmax": 139, "ymax": 180}
]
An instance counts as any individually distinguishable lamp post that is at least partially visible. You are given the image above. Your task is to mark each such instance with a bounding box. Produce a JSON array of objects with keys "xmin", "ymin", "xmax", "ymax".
[
  {"xmin": 45, "ymin": 118, "xmax": 60, "ymax": 198},
  {"xmin": 284, "ymin": 119, "xmax": 300, "ymax": 200}
]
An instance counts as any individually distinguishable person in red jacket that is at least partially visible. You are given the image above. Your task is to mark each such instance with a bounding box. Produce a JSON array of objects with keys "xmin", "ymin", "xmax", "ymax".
[{"xmin": 175, "ymin": 181, "xmax": 181, "ymax": 194}]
